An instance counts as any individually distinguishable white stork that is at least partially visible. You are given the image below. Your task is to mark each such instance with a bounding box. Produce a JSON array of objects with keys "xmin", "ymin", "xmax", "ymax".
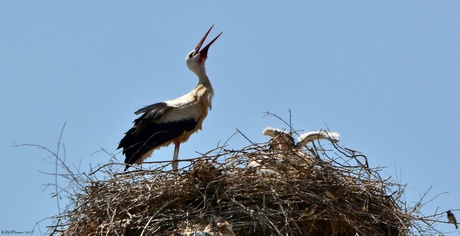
[{"xmin": 118, "ymin": 26, "xmax": 222, "ymax": 171}]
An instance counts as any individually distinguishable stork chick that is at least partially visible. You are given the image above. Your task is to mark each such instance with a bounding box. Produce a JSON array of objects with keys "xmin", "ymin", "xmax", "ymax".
[
  {"xmin": 296, "ymin": 131, "xmax": 340, "ymax": 148},
  {"xmin": 262, "ymin": 127, "xmax": 295, "ymax": 151},
  {"xmin": 118, "ymin": 26, "xmax": 222, "ymax": 171}
]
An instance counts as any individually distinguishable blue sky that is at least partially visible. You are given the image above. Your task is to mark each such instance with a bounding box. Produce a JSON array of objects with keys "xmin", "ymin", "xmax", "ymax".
[{"xmin": 1, "ymin": 1, "xmax": 459, "ymax": 235}]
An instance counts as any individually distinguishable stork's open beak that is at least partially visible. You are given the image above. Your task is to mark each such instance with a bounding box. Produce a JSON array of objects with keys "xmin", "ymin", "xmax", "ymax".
[{"xmin": 195, "ymin": 25, "xmax": 222, "ymax": 61}]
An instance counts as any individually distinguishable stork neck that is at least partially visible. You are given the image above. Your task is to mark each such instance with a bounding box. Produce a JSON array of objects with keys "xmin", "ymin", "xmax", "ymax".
[{"xmin": 197, "ymin": 72, "xmax": 211, "ymax": 87}]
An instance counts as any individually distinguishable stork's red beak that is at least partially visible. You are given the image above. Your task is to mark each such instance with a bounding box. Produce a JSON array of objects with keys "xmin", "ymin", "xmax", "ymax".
[{"xmin": 195, "ymin": 25, "xmax": 222, "ymax": 61}]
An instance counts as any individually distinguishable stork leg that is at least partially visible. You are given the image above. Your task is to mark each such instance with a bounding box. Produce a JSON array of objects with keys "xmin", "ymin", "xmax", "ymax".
[{"xmin": 172, "ymin": 142, "xmax": 180, "ymax": 172}]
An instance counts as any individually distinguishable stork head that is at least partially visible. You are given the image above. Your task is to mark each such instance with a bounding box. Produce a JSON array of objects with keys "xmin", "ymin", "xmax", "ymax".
[{"xmin": 186, "ymin": 25, "xmax": 222, "ymax": 77}]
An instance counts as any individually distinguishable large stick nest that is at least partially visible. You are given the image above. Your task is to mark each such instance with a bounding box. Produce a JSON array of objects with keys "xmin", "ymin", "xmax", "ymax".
[{"xmin": 50, "ymin": 130, "xmax": 415, "ymax": 236}]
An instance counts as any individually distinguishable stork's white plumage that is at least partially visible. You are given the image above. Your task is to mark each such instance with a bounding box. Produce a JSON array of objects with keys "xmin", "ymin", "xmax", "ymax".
[
  {"xmin": 296, "ymin": 131, "xmax": 340, "ymax": 147},
  {"xmin": 262, "ymin": 127, "xmax": 295, "ymax": 150},
  {"xmin": 118, "ymin": 26, "xmax": 222, "ymax": 171}
]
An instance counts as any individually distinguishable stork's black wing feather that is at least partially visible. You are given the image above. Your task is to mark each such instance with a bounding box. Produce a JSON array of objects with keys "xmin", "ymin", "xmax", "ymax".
[
  {"xmin": 118, "ymin": 102, "xmax": 198, "ymax": 170},
  {"xmin": 134, "ymin": 102, "xmax": 171, "ymax": 120}
]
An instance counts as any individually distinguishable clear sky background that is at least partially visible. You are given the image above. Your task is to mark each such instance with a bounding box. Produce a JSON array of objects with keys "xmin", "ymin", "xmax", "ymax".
[{"xmin": 1, "ymin": 1, "xmax": 459, "ymax": 235}]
